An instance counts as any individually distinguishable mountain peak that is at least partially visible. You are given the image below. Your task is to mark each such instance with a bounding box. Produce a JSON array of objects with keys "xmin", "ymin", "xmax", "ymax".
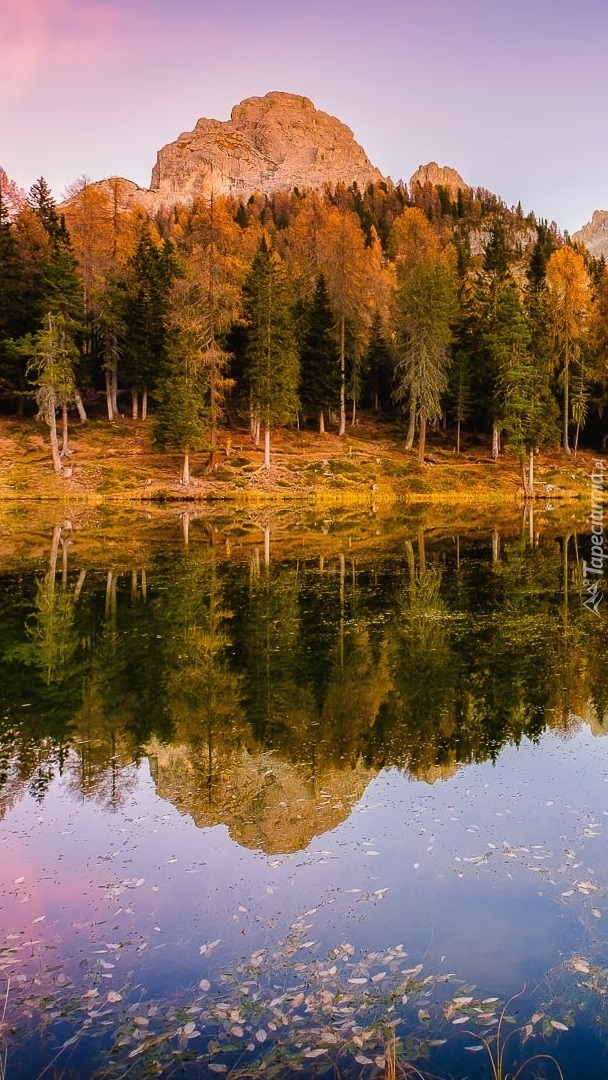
[{"xmin": 410, "ymin": 161, "xmax": 468, "ymax": 195}]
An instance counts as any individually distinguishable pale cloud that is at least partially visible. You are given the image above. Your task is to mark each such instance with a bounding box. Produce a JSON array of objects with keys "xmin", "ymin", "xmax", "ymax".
[{"xmin": 1, "ymin": 0, "xmax": 175, "ymax": 100}]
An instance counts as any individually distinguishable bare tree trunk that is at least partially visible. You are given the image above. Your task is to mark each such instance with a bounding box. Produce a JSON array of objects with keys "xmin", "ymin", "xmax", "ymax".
[
  {"xmin": 264, "ymin": 426, "xmax": 271, "ymax": 469},
  {"xmin": 74, "ymin": 569, "xmax": 86, "ymax": 600},
  {"xmin": 573, "ymin": 422, "xmax": 580, "ymax": 457},
  {"xmin": 520, "ymin": 459, "xmax": 529, "ymax": 498},
  {"xmin": 105, "ymin": 571, "xmax": 117, "ymax": 622},
  {"xmin": 111, "ymin": 346, "xmax": 118, "ymax": 415},
  {"xmin": 182, "ymin": 452, "xmax": 190, "ymax": 486},
  {"xmin": 492, "ymin": 529, "xmax": 500, "ymax": 564},
  {"xmin": 141, "ymin": 387, "xmax": 148, "ymax": 422},
  {"xmin": 50, "ymin": 525, "xmax": 61, "ymax": 582},
  {"xmin": 492, "ymin": 424, "xmax": 500, "ymax": 459},
  {"xmin": 61, "ymin": 536, "xmax": 69, "ymax": 589},
  {"xmin": 563, "ymin": 349, "xmax": 571, "ymax": 453},
  {"xmin": 105, "ymin": 369, "xmax": 115, "ymax": 421},
  {"xmin": 339, "ymin": 313, "xmax": 346, "ymax": 437},
  {"xmin": 418, "ymin": 409, "xmax": 427, "ymax": 465},
  {"xmin": 74, "ymin": 390, "xmax": 87, "ymax": 422},
  {"xmin": 131, "ymin": 388, "xmax": 138, "ymax": 420},
  {"xmin": 49, "ymin": 404, "xmax": 62, "ymax": 473},
  {"xmin": 456, "ymin": 416, "xmax": 461, "ymax": 455},
  {"xmin": 529, "ymin": 446, "xmax": 534, "ymax": 494},
  {"xmin": 61, "ymin": 404, "xmax": 69, "ymax": 456},
  {"xmin": 405, "ymin": 399, "xmax": 416, "ymax": 451},
  {"xmin": 263, "ymin": 526, "xmax": 270, "ymax": 568},
  {"xmin": 319, "ymin": 410, "xmax": 325, "ymax": 434},
  {"xmin": 182, "ymin": 512, "xmax": 190, "ymax": 545}
]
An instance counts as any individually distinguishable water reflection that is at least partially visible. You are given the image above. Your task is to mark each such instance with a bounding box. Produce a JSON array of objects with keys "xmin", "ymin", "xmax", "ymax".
[{"xmin": 0, "ymin": 516, "xmax": 605, "ymax": 853}]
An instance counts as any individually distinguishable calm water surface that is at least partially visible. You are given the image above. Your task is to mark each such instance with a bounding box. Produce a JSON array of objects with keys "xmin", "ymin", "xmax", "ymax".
[{"xmin": 1, "ymin": 508, "xmax": 608, "ymax": 1078}]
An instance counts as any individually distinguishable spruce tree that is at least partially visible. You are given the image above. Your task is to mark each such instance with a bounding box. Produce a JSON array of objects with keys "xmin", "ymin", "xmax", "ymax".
[
  {"xmin": 27, "ymin": 313, "xmax": 79, "ymax": 473},
  {"xmin": 0, "ymin": 187, "xmax": 26, "ymax": 402},
  {"xmin": 363, "ymin": 312, "xmax": 393, "ymax": 413},
  {"xmin": 299, "ymin": 273, "xmax": 340, "ymax": 432},
  {"xmin": 243, "ymin": 237, "xmax": 299, "ymax": 468},
  {"xmin": 490, "ymin": 283, "xmax": 557, "ymax": 493},
  {"xmin": 123, "ymin": 225, "xmax": 177, "ymax": 419},
  {"xmin": 393, "ymin": 261, "xmax": 457, "ymax": 464},
  {"xmin": 154, "ymin": 279, "xmax": 211, "ymax": 485},
  {"xmin": 448, "ymin": 349, "xmax": 472, "ymax": 454}
]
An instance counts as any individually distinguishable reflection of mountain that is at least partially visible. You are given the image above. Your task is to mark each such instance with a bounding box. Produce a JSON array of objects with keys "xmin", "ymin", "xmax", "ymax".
[{"xmin": 146, "ymin": 738, "xmax": 374, "ymax": 854}]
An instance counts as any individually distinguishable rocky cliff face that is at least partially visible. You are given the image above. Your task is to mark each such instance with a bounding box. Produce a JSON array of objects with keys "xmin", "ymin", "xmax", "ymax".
[
  {"xmin": 149, "ymin": 92, "xmax": 383, "ymax": 203},
  {"xmin": 573, "ymin": 209, "xmax": 608, "ymax": 258},
  {"xmin": 78, "ymin": 92, "xmax": 384, "ymax": 214},
  {"xmin": 409, "ymin": 161, "xmax": 468, "ymax": 196}
]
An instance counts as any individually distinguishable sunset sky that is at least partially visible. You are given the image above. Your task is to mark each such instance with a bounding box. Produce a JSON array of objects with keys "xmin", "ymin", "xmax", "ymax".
[{"xmin": 1, "ymin": 0, "xmax": 606, "ymax": 233}]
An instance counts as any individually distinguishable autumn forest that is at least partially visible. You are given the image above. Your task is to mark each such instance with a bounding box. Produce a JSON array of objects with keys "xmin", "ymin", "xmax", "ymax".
[{"xmin": 1, "ymin": 166, "xmax": 607, "ymax": 488}]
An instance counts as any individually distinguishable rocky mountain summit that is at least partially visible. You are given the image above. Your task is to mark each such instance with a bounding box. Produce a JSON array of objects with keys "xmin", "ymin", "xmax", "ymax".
[
  {"xmin": 572, "ymin": 209, "xmax": 608, "ymax": 259},
  {"xmin": 64, "ymin": 92, "xmax": 473, "ymax": 216},
  {"xmin": 80, "ymin": 92, "xmax": 385, "ymax": 213},
  {"xmin": 150, "ymin": 91, "xmax": 383, "ymax": 201},
  {"xmin": 409, "ymin": 161, "xmax": 468, "ymax": 195}
]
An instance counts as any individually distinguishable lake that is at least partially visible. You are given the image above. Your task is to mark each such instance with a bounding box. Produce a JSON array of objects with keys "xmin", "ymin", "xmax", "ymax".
[{"xmin": 1, "ymin": 503, "xmax": 607, "ymax": 1079}]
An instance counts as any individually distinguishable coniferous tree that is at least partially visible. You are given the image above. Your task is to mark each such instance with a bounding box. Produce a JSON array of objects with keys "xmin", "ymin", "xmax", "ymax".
[
  {"xmin": 299, "ymin": 273, "xmax": 340, "ymax": 432},
  {"xmin": 26, "ymin": 178, "xmax": 87, "ymax": 420},
  {"xmin": 546, "ymin": 247, "xmax": 590, "ymax": 454},
  {"xmin": 0, "ymin": 186, "xmax": 26, "ymax": 403},
  {"xmin": 393, "ymin": 260, "xmax": 457, "ymax": 464},
  {"xmin": 26, "ymin": 313, "xmax": 79, "ymax": 472},
  {"xmin": 364, "ymin": 312, "xmax": 393, "ymax": 412},
  {"xmin": 154, "ymin": 277, "xmax": 212, "ymax": 485},
  {"xmin": 123, "ymin": 223, "xmax": 177, "ymax": 419},
  {"xmin": 491, "ymin": 283, "xmax": 558, "ymax": 492},
  {"xmin": 243, "ymin": 237, "xmax": 299, "ymax": 468},
  {"xmin": 448, "ymin": 349, "xmax": 472, "ymax": 454}
]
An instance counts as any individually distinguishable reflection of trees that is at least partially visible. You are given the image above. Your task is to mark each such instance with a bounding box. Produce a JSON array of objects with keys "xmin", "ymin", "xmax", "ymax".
[
  {"xmin": 4, "ymin": 524, "xmax": 83, "ymax": 801},
  {"xmin": 2, "ymin": 522, "xmax": 607, "ymax": 843},
  {"xmin": 158, "ymin": 545, "xmax": 246, "ymax": 803},
  {"xmin": 369, "ymin": 540, "xmax": 459, "ymax": 776}
]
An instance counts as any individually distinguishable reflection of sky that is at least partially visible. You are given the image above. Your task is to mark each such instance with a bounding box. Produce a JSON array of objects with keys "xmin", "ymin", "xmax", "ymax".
[
  {"xmin": 2, "ymin": 726, "xmax": 608, "ymax": 1029},
  {"xmin": 2, "ymin": 0, "xmax": 608, "ymax": 232}
]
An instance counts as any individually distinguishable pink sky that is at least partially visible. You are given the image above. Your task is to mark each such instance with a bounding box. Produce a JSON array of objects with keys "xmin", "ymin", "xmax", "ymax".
[{"xmin": 1, "ymin": 0, "xmax": 606, "ymax": 233}]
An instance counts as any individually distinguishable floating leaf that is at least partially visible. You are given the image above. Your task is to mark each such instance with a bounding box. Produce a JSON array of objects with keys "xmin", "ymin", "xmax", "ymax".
[
  {"xmin": 199, "ymin": 939, "xmax": 221, "ymax": 955},
  {"xmin": 550, "ymin": 1020, "xmax": 569, "ymax": 1031}
]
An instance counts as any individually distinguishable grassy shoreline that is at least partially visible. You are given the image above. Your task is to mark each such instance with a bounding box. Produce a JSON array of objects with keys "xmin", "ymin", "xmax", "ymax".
[{"xmin": 0, "ymin": 413, "xmax": 596, "ymax": 507}]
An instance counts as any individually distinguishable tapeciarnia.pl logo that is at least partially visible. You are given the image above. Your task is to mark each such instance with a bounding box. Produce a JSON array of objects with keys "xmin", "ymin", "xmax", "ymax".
[{"xmin": 583, "ymin": 459, "xmax": 606, "ymax": 616}]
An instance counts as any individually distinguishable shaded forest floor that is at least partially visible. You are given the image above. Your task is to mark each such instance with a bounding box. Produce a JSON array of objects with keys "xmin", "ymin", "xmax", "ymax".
[{"xmin": 0, "ymin": 411, "xmax": 598, "ymax": 507}]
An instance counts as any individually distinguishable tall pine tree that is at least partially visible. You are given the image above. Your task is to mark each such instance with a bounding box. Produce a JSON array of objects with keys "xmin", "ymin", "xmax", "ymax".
[
  {"xmin": 243, "ymin": 237, "xmax": 299, "ymax": 468},
  {"xmin": 299, "ymin": 273, "xmax": 340, "ymax": 432}
]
